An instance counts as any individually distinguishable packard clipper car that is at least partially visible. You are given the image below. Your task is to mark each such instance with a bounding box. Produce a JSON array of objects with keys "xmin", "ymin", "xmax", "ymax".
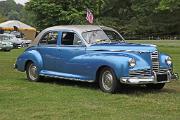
[{"xmin": 14, "ymin": 25, "xmax": 179, "ymax": 93}]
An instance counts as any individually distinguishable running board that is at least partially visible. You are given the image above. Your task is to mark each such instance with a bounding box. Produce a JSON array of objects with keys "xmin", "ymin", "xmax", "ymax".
[{"xmin": 39, "ymin": 70, "xmax": 94, "ymax": 83}]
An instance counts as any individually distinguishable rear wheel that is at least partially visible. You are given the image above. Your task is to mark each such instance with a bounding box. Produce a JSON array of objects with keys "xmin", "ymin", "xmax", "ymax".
[
  {"xmin": 99, "ymin": 67, "xmax": 119, "ymax": 93},
  {"xmin": 26, "ymin": 62, "xmax": 42, "ymax": 82},
  {"xmin": 146, "ymin": 83, "xmax": 165, "ymax": 90}
]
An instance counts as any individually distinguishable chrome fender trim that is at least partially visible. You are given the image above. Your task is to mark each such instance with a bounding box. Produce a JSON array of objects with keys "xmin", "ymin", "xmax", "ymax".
[{"xmin": 39, "ymin": 74, "xmax": 95, "ymax": 83}]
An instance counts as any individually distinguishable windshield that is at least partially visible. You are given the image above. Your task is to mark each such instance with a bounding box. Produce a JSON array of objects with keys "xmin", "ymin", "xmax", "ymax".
[
  {"xmin": 103, "ymin": 30, "xmax": 124, "ymax": 42},
  {"xmin": 82, "ymin": 30, "xmax": 110, "ymax": 44},
  {"xmin": 82, "ymin": 29, "xmax": 125, "ymax": 44}
]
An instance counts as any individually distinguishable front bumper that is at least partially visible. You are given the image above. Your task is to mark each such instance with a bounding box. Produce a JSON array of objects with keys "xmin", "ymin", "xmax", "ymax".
[{"xmin": 120, "ymin": 71, "xmax": 179, "ymax": 84}]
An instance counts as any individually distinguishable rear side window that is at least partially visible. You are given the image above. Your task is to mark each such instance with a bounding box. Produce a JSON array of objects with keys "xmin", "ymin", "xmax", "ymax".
[
  {"xmin": 39, "ymin": 32, "xmax": 58, "ymax": 45},
  {"xmin": 61, "ymin": 32, "xmax": 83, "ymax": 45}
]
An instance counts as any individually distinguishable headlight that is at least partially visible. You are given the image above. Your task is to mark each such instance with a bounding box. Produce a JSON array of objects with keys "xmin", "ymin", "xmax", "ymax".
[
  {"xmin": 129, "ymin": 58, "xmax": 136, "ymax": 67},
  {"xmin": 166, "ymin": 56, "xmax": 172, "ymax": 65}
]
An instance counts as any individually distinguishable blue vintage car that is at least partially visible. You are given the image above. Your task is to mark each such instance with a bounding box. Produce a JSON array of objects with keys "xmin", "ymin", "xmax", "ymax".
[{"xmin": 15, "ymin": 25, "xmax": 179, "ymax": 93}]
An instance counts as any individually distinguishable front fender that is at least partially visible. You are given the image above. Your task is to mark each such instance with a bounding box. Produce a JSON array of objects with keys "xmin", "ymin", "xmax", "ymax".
[
  {"xmin": 71, "ymin": 53, "xmax": 132, "ymax": 80},
  {"xmin": 16, "ymin": 50, "xmax": 43, "ymax": 72}
]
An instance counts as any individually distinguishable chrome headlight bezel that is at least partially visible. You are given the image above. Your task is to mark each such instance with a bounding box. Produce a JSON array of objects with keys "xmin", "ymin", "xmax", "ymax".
[
  {"xmin": 165, "ymin": 56, "xmax": 172, "ymax": 65},
  {"xmin": 129, "ymin": 58, "xmax": 136, "ymax": 67}
]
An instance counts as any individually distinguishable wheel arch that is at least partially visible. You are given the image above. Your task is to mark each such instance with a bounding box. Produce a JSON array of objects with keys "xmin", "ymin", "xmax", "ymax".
[
  {"xmin": 95, "ymin": 65, "xmax": 120, "ymax": 83},
  {"xmin": 25, "ymin": 60, "xmax": 33, "ymax": 71}
]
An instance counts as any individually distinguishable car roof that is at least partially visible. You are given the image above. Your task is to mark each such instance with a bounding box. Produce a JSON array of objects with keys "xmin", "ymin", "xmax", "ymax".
[
  {"xmin": 46, "ymin": 25, "xmax": 101, "ymax": 33},
  {"xmin": 33, "ymin": 25, "xmax": 102, "ymax": 45}
]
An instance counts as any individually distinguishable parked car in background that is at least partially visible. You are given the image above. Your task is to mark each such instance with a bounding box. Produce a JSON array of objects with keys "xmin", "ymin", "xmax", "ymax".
[
  {"xmin": 0, "ymin": 38, "xmax": 13, "ymax": 51},
  {"xmin": 0, "ymin": 33, "xmax": 31, "ymax": 48},
  {"xmin": 15, "ymin": 25, "xmax": 178, "ymax": 93}
]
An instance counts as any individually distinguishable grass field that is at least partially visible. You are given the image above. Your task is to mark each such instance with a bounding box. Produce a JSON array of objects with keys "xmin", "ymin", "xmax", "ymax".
[{"xmin": 0, "ymin": 40, "xmax": 180, "ymax": 120}]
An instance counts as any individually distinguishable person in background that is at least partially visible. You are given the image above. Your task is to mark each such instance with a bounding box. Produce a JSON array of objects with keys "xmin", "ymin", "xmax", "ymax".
[
  {"xmin": 0, "ymin": 27, "xmax": 4, "ymax": 34},
  {"xmin": 10, "ymin": 26, "xmax": 24, "ymax": 38}
]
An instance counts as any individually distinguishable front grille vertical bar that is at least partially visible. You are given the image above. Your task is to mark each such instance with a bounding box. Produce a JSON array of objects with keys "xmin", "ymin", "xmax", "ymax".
[{"xmin": 151, "ymin": 51, "xmax": 160, "ymax": 73}]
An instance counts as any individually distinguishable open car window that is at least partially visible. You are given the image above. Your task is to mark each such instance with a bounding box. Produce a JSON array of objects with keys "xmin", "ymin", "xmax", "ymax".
[
  {"xmin": 61, "ymin": 32, "xmax": 83, "ymax": 46},
  {"xmin": 39, "ymin": 31, "xmax": 58, "ymax": 45}
]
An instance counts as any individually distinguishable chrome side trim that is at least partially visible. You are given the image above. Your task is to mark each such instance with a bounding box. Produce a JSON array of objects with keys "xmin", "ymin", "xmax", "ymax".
[
  {"xmin": 39, "ymin": 74, "xmax": 94, "ymax": 83},
  {"xmin": 91, "ymin": 49, "xmax": 146, "ymax": 53}
]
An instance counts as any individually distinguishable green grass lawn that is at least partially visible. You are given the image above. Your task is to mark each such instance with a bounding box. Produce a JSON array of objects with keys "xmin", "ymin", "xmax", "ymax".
[{"xmin": 0, "ymin": 40, "xmax": 180, "ymax": 120}]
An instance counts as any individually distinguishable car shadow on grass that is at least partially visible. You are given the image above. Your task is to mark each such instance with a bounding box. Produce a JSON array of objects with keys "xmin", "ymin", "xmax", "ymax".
[
  {"xmin": 31, "ymin": 77, "xmax": 178, "ymax": 95},
  {"xmin": 40, "ymin": 77, "xmax": 99, "ymax": 90},
  {"xmin": 116, "ymin": 85, "xmax": 178, "ymax": 95}
]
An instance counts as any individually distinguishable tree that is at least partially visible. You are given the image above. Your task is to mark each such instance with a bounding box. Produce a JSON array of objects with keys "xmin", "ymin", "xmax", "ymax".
[
  {"xmin": 0, "ymin": 13, "xmax": 7, "ymax": 23},
  {"xmin": 25, "ymin": 0, "xmax": 180, "ymax": 36},
  {"xmin": 26, "ymin": 0, "xmax": 106, "ymax": 29},
  {"xmin": 157, "ymin": 0, "xmax": 180, "ymax": 11},
  {"xmin": 0, "ymin": 0, "xmax": 35, "ymax": 27}
]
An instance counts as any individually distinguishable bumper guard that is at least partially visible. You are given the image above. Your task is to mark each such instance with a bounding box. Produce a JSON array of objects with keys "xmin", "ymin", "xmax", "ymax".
[{"xmin": 120, "ymin": 71, "xmax": 179, "ymax": 84}]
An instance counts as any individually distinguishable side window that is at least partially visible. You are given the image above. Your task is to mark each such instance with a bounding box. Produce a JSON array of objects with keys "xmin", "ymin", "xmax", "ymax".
[
  {"xmin": 61, "ymin": 32, "xmax": 83, "ymax": 45},
  {"xmin": 39, "ymin": 32, "xmax": 58, "ymax": 45}
]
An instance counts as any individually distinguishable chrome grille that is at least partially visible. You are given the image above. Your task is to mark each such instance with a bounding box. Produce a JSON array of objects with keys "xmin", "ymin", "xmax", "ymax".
[
  {"xmin": 159, "ymin": 68, "xmax": 172, "ymax": 74},
  {"xmin": 151, "ymin": 51, "xmax": 160, "ymax": 73},
  {"xmin": 129, "ymin": 68, "xmax": 172, "ymax": 77},
  {"xmin": 129, "ymin": 69, "xmax": 151, "ymax": 77}
]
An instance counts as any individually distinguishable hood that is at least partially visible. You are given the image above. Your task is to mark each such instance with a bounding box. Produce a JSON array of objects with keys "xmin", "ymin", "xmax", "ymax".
[{"xmin": 87, "ymin": 42, "xmax": 157, "ymax": 53}]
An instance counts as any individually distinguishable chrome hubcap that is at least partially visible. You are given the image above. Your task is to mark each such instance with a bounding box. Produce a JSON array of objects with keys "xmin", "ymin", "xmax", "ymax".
[
  {"xmin": 28, "ymin": 64, "xmax": 38, "ymax": 81},
  {"xmin": 102, "ymin": 71, "xmax": 113, "ymax": 91}
]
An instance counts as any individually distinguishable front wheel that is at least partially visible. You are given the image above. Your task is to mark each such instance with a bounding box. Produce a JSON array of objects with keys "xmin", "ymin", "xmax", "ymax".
[
  {"xmin": 146, "ymin": 83, "xmax": 165, "ymax": 90},
  {"xmin": 99, "ymin": 67, "xmax": 119, "ymax": 93},
  {"xmin": 26, "ymin": 62, "xmax": 42, "ymax": 82}
]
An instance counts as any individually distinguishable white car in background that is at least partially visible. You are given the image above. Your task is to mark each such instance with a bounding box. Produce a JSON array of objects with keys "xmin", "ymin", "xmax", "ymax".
[
  {"xmin": 0, "ymin": 33, "xmax": 31, "ymax": 48},
  {"xmin": 0, "ymin": 38, "xmax": 13, "ymax": 51}
]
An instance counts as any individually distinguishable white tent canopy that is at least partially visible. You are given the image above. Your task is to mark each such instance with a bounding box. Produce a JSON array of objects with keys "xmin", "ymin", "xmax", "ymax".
[
  {"xmin": 0, "ymin": 20, "xmax": 36, "ymax": 30},
  {"xmin": 0, "ymin": 20, "xmax": 36, "ymax": 40}
]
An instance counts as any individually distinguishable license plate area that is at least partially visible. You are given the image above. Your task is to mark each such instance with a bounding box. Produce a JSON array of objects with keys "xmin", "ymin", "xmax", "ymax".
[{"xmin": 157, "ymin": 74, "xmax": 167, "ymax": 82}]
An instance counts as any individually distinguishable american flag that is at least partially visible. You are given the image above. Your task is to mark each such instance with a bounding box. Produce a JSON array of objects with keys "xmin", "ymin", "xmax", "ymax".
[{"xmin": 86, "ymin": 9, "xmax": 94, "ymax": 24}]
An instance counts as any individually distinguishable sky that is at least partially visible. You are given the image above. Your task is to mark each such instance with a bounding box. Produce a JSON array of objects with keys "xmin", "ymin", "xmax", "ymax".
[
  {"xmin": 0, "ymin": 0, "xmax": 29, "ymax": 5},
  {"xmin": 14, "ymin": 0, "xmax": 29, "ymax": 5}
]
